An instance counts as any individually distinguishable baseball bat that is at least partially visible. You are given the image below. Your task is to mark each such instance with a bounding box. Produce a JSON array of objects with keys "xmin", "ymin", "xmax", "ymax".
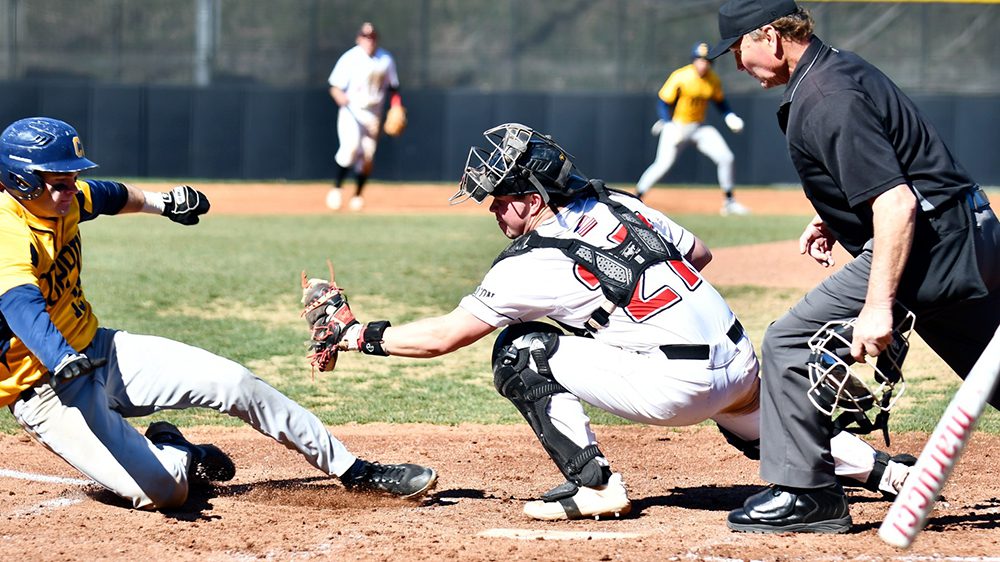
[{"xmin": 878, "ymin": 324, "xmax": 1000, "ymax": 549}]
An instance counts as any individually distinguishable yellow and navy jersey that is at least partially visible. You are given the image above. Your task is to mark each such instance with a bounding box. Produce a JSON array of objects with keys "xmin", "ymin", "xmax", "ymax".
[
  {"xmin": 0, "ymin": 179, "xmax": 127, "ymax": 406},
  {"xmin": 658, "ymin": 64, "xmax": 726, "ymax": 125}
]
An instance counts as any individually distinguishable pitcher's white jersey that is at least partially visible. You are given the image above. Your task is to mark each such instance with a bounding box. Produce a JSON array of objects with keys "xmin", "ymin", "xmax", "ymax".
[
  {"xmin": 460, "ymin": 192, "xmax": 737, "ymax": 354},
  {"xmin": 328, "ymin": 45, "xmax": 398, "ymax": 115}
]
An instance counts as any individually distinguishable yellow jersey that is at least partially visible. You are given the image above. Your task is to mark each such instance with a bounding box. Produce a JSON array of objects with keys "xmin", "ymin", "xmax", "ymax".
[
  {"xmin": 658, "ymin": 64, "xmax": 726, "ymax": 125},
  {"xmin": 0, "ymin": 180, "xmax": 108, "ymax": 406}
]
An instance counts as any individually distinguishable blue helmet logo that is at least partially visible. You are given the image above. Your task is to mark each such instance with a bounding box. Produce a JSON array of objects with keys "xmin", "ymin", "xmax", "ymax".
[
  {"xmin": 691, "ymin": 42, "xmax": 710, "ymax": 60},
  {"xmin": 0, "ymin": 117, "xmax": 98, "ymax": 200}
]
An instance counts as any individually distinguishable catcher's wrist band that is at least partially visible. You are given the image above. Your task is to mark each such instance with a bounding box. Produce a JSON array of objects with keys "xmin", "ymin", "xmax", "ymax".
[{"xmin": 360, "ymin": 320, "xmax": 392, "ymax": 356}]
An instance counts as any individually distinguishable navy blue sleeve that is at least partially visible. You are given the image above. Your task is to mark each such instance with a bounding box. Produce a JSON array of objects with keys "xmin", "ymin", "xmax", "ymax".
[
  {"xmin": 656, "ymin": 99, "xmax": 673, "ymax": 122},
  {"xmin": 78, "ymin": 180, "xmax": 129, "ymax": 222},
  {"xmin": 0, "ymin": 284, "xmax": 76, "ymax": 371},
  {"xmin": 713, "ymin": 98, "xmax": 733, "ymax": 115}
]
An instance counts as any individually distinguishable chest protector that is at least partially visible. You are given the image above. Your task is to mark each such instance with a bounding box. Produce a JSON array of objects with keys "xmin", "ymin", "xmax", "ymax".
[{"xmin": 494, "ymin": 181, "xmax": 683, "ymax": 332}]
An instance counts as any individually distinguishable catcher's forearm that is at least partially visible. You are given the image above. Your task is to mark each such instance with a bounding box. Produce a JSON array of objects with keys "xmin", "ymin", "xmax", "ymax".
[{"xmin": 378, "ymin": 309, "xmax": 494, "ymax": 358}]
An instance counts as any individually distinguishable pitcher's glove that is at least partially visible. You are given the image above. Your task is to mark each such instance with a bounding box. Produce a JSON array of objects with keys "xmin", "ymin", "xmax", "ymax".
[
  {"xmin": 301, "ymin": 262, "xmax": 361, "ymax": 372},
  {"xmin": 383, "ymin": 103, "xmax": 407, "ymax": 137}
]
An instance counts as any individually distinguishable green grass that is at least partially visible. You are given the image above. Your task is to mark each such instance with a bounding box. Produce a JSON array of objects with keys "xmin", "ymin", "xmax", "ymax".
[{"xmin": 1, "ymin": 211, "xmax": 995, "ymax": 435}]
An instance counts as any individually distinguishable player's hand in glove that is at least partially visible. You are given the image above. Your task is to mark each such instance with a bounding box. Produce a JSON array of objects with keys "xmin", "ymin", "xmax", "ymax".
[
  {"xmin": 301, "ymin": 261, "xmax": 361, "ymax": 372},
  {"xmin": 650, "ymin": 119, "xmax": 667, "ymax": 136},
  {"xmin": 162, "ymin": 185, "xmax": 211, "ymax": 225},
  {"xmin": 383, "ymin": 93, "xmax": 407, "ymax": 137},
  {"xmin": 52, "ymin": 353, "xmax": 107, "ymax": 382},
  {"xmin": 724, "ymin": 113, "xmax": 744, "ymax": 134}
]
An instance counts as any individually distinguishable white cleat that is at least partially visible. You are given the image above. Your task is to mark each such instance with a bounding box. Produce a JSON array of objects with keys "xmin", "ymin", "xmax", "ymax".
[
  {"xmin": 325, "ymin": 188, "xmax": 343, "ymax": 210},
  {"xmin": 879, "ymin": 458, "xmax": 915, "ymax": 496},
  {"xmin": 523, "ymin": 473, "xmax": 631, "ymax": 521},
  {"xmin": 349, "ymin": 196, "xmax": 365, "ymax": 212},
  {"xmin": 720, "ymin": 199, "xmax": 750, "ymax": 216}
]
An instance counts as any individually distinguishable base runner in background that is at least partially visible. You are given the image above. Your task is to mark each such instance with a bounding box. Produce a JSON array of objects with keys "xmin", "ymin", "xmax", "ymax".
[
  {"xmin": 636, "ymin": 41, "xmax": 749, "ymax": 216},
  {"xmin": 709, "ymin": 0, "xmax": 1000, "ymax": 534},
  {"xmin": 0, "ymin": 117, "xmax": 436, "ymax": 510}
]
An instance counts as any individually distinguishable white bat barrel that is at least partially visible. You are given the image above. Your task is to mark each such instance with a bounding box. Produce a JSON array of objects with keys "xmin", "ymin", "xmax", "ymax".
[{"xmin": 879, "ymin": 324, "xmax": 1000, "ymax": 548}]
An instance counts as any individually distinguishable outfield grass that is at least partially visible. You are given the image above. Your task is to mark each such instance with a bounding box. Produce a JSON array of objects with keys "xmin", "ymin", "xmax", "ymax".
[{"xmin": 0, "ymin": 212, "xmax": 995, "ymax": 435}]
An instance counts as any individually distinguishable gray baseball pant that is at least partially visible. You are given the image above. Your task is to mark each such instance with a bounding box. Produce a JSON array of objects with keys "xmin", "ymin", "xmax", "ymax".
[{"xmin": 758, "ymin": 203, "xmax": 1000, "ymax": 489}]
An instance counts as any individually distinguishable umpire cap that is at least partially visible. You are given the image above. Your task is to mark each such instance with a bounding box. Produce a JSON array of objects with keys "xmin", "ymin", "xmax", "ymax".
[{"xmin": 708, "ymin": 0, "xmax": 798, "ymax": 60}]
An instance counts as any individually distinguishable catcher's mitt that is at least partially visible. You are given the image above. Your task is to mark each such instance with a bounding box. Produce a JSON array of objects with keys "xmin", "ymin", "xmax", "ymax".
[
  {"xmin": 301, "ymin": 261, "xmax": 359, "ymax": 372},
  {"xmin": 383, "ymin": 104, "xmax": 407, "ymax": 137}
]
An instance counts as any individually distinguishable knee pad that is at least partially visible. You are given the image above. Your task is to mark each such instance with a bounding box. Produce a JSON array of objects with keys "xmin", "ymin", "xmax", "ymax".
[{"xmin": 492, "ymin": 323, "xmax": 607, "ymax": 487}]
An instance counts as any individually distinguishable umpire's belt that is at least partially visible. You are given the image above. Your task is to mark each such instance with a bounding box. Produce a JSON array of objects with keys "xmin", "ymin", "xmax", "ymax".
[{"xmin": 659, "ymin": 318, "xmax": 744, "ymax": 360}]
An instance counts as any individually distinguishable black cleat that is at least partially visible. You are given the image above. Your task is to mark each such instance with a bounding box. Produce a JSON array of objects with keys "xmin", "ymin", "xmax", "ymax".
[
  {"xmin": 341, "ymin": 459, "xmax": 437, "ymax": 499},
  {"xmin": 728, "ymin": 484, "xmax": 852, "ymax": 534},
  {"xmin": 145, "ymin": 421, "xmax": 236, "ymax": 482}
]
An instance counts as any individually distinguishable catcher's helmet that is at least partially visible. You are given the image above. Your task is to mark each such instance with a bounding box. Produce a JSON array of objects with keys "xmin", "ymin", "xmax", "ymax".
[
  {"xmin": 0, "ymin": 117, "xmax": 97, "ymax": 201},
  {"xmin": 691, "ymin": 41, "xmax": 711, "ymax": 60},
  {"xmin": 452, "ymin": 123, "xmax": 591, "ymax": 205},
  {"xmin": 806, "ymin": 310, "xmax": 915, "ymax": 428}
]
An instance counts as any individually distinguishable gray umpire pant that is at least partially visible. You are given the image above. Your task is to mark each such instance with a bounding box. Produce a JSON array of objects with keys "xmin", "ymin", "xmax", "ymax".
[{"xmin": 758, "ymin": 200, "xmax": 1000, "ymax": 489}]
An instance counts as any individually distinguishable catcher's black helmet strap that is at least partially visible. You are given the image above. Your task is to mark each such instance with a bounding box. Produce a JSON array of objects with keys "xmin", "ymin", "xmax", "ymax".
[{"xmin": 834, "ymin": 407, "xmax": 892, "ymax": 446}]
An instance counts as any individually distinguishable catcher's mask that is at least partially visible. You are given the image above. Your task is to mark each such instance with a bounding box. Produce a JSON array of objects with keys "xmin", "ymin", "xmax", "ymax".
[
  {"xmin": 0, "ymin": 117, "xmax": 97, "ymax": 201},
  {"xmin": 452, "ymin": 123, "xmax": 591, "ymax": 205},
  {"xmin": 806, "ymin": 310, "xmax": 916, "ymax": 445}
]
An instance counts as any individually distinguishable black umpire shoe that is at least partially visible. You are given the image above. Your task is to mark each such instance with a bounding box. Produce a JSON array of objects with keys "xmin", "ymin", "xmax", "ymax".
[
  {"xmin": 727, "ymin": 483, "xmax": 852, "ymax": 534},
  {"xmin": 340, "ymin": 459, "xmax": 438, "ymax": 499},
  {"xmin": 145, "ymin": 421, "xmax": 236, "ymax": 483}
]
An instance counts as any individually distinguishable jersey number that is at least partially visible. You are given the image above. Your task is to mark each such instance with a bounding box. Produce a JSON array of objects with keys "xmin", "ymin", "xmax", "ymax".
[{"xmin": 573, "ymin": 259, "xmax": 701, "ymax": 322}]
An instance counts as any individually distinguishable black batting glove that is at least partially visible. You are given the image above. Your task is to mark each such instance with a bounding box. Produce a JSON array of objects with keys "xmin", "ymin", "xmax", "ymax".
[
  {"xmin": 162, "ymin": 185, "xmax": 211, "ymax": 225},
  {"xmin": 52, "ymin": 353, "xmax": 108, "ymax": 382}
]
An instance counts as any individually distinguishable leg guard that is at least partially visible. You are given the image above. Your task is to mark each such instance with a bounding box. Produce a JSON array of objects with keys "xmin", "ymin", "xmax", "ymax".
[{"xmin": 492, "ymin": 322, "xmax": 608, "ymax": 488}]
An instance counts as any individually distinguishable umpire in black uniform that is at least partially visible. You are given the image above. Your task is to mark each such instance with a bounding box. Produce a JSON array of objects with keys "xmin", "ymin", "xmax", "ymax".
[{"xmin": 708, "ymin": 0, "xmax": 1000, "ymax": 533}]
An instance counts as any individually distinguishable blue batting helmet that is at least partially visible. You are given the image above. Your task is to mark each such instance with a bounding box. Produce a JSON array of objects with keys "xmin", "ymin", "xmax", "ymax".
[
  {"xmin": 691, "ymin": 41, "xmax": 711, "ymax": 60},
  {"xmin": 0, "ymin": 117, "xmax": 97, "ymax": 200}
]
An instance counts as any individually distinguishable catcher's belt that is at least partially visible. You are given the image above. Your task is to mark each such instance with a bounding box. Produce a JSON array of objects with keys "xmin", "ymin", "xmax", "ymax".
[{"xmin": 659, "ymin": 317, "xmax": 745, "ymax": 360}]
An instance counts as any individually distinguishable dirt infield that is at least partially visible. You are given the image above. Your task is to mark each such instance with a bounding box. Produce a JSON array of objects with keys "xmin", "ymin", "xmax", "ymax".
[{"xmin": 3, "ymin": 183, "xmax": 998, "ymax": 561}]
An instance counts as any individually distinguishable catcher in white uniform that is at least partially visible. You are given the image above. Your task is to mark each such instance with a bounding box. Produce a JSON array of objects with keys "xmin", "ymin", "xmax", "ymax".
[
  {"xmin": 637, "ymin": 42, "xmax": 748, "ymax": 216},
  {"xmin": 303, "ymin": 123, "xmax": 913, "ymax": 521},
  {"xmin": 326, "ymin": 21, "xmax": 400, "ymax": 212}
]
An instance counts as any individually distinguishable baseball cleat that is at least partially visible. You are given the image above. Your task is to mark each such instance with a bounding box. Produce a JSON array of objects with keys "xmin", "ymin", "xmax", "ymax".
[
  {"xmin": 325, "ymin": 188, "xmax": 343, "ymax": 210},
  {"xmin": 727, "ymin": 484, "xmax": 852, "ymax": 534},
  {"xmin": 523, "ymin": 473, "xmax": 631, "ymax": 521},
  {"xmin": 720, "ymin": 199, "xmax": 750, "ymax": 216},
  {"xmin": 341, "ymin": 460, "xmax": 438, "ymax": 499},
  {"xmin": 349, "ymin": 195, "xmax": 365, "ymax": 211},
  {"xmin": 145, "ymin": 421, "xmax": 236, "ymax": 482}
]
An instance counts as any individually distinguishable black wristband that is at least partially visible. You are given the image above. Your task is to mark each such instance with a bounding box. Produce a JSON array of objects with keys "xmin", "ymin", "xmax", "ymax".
[{"xmin": 360, "ymin": 320, "xmax": 392, "ymax": 356}]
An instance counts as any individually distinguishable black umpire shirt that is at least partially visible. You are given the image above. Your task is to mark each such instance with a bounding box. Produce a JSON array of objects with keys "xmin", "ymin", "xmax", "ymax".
[{"xmin": 777, "ymin": 36, "xmax": 986, "ymax": 306}]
